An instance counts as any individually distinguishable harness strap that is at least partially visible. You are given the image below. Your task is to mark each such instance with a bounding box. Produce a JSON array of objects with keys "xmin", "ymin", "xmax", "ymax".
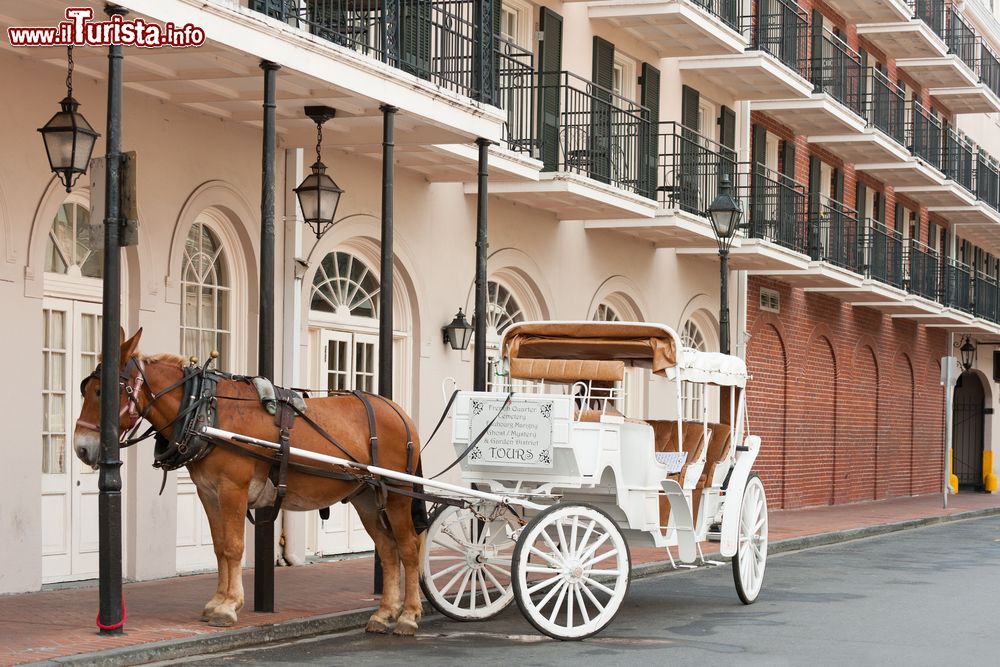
[
  {"xmin": 371, "ymin": 394, "xmax": 416, "ymax": 475},
  {"xmin": 419, "ymin": 389, "xmax": 460, "ymax": 455},
  {"xmin": 352, "ymin": 390, "xmax": 378, "ymax": 468}
]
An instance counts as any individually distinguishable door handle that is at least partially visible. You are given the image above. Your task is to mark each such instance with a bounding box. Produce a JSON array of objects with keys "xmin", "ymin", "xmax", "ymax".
[{"xmin": 76, "ymin": 480, "xmax": 81, "ymax": 486}]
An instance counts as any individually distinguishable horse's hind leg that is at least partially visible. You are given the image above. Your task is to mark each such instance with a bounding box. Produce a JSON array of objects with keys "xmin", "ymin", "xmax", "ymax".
[
  {"xmin": 385, "ymin": 493, "xmax": 424, "ymax": 636},
  {"xmin": 352, "ymin": 489, "xmax": 403, "ymax": 633}
]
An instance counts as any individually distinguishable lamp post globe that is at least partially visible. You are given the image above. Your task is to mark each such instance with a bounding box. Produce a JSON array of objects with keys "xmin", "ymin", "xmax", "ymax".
[
  {"xmin": 294, "ymin": 160, "xmax": 344, "ymax": 238},
  {"xmin": 707, "ymin": 173, "xmax": 742, "ymax": 243}
]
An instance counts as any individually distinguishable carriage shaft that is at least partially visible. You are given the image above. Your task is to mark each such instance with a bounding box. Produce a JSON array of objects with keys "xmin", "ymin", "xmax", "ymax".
[{"xmin": 200, "ymin": 426, "xmax": 546, "ymax": 511}]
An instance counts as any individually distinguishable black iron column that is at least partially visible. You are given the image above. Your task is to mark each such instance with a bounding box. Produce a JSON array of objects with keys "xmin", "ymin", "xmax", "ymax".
[
  {"xmin": 97, "ymin": 3, "xmax": 127, "ymax": 635},
  {"xmin": 473, "ymin": 138, "xmax": 490, "ymax": 391},
  {"xmin": 373, "ymin": 104, "xmax": 397, "ymax": 595},
  {"xmin": 254, "ymin": 60, "xmax": 280, "ymax": 613},
  {"xmin": 719, "ymin": 248, "xmax": 731, "ymax": 356}
]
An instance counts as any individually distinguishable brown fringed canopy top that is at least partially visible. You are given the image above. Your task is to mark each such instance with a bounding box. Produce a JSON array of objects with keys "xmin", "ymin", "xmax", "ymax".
[{"xmin": 501, "ymin": 321, "xmax": 679, "ymax": 376}]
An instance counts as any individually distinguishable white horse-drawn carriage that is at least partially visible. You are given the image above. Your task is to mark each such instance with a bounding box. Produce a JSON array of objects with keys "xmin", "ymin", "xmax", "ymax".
[{"xmin": 419, "ymin": 321, "xmax": 768, "ymax": 639}]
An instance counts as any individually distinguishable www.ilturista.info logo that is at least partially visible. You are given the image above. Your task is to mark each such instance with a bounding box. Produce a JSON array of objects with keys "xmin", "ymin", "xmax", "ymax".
[{"xmin": 7, "ymin": 8, "xmax": 205, "ymax": 48}]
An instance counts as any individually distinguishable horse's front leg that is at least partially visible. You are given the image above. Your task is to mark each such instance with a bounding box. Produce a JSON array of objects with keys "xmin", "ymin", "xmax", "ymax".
[
  {"xmin": 386, "ymin": 493, "xmax": 424, "ymax": 636},
  {"xmin": 195, "ymin": 483, "xmax": 229, "ymax": 621},
  {"xmin": 206, "ymin": 477, "xmax": 251, "ymax": 627}
]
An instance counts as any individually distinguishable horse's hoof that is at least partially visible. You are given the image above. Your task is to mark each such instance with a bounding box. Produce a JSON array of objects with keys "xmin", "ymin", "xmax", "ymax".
[
  {"xmin": 366, "ymin": 617, "xmax": 390, "ymax": 634},
  {"xmin": 393, "ymin": 619, "xmax": 418, "ymax": 637},
  {"xmin": 208, "ymin": 610, "xmax": 238, "ymax": 627}
]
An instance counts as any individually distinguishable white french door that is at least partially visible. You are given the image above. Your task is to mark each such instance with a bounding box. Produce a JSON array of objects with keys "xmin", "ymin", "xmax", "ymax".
[
  {"xmin": 310, "ymin": 329, "xmax": 377, "ymax": 556},
  {"xmin": 40, "ymin": 299, "xmax": 109, "ymax": 583}
]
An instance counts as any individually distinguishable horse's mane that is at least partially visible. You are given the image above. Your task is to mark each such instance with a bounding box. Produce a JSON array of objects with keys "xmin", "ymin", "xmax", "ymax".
[{"xmin": 142, "ymin": 353, "xmax": 188, "ymax": 368}]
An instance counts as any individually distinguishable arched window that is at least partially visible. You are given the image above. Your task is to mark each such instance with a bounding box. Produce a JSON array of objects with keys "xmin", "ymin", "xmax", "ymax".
[
  {"xmin": 180, "ymin": 222, "xmax": 230, "ymax": 368},
  {"xmin": 593, "ymin": 303, "xmax": 621, "ymax": 322},
  {"xmin": 45, "ymin": 202, "xmax": 102, "ymax": 278},
  {"xmin": 310, "ymin": 251, "xmax": 380, "ymax": 319},
  {"xmin": 486, "ymin": 280, "xmax": 525, "ymax": 391},
  {"xmin": 681, "ymin": 319, "xmax": 706, "ymax": 421}
]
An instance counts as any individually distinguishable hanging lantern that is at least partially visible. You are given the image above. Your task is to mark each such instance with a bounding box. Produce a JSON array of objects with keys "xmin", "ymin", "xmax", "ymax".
[
  {"xmin": 958, "ymin": 336, "xmax": 976, "ymax": 371},
  {"xmin": 38, "ymin": 46, "xmax": 100, "ymax": 192},
  {"xmin": 294, "ymin": 106, "xmax": 344, "ymax": 238}
]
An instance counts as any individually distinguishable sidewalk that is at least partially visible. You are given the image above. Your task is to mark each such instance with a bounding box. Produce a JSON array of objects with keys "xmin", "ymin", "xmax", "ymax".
[{"xmin": 3, "ymin": 492, "xmax": 998, "ymax": 667}]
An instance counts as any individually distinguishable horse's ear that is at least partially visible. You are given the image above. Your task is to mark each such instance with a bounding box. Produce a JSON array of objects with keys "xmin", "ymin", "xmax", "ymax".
[
  {"xmin": 119, "ymin": 327, "xmax": 126, "ymax": 345},
  {"xmin": 120, "ymin": 328, "xmax": 143, "ymax": 366}
]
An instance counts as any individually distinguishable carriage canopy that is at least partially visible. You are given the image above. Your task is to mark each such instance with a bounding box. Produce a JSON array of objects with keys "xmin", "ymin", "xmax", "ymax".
[{"xmin": 501, "ymin": 321, "xmax": 748, "ymax": 388}]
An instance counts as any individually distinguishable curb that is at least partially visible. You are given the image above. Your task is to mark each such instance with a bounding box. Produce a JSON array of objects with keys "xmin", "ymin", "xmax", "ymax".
[{"xmin": 36, "ymin": 505, "xmax": 1000, "ymax": 667}]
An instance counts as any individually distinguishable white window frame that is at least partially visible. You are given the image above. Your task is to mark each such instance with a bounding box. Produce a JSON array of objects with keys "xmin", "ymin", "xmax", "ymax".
[
  {"xmin": 612, "ymin": 53, "xmax": 637, "ymax": 105},
  {"xmin": 499, "ymin": 0, "xmax": 532, "ymax": 50}
]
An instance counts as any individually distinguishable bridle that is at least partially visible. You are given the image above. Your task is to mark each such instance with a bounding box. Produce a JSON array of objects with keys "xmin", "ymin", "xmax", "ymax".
[{"xmin": 76, "ymin": 356, "xmax": 187, "ymax": 447}]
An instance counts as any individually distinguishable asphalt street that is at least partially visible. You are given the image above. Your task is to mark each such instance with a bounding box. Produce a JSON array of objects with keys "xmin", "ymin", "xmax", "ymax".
[{"xmin": 162, "ymin": 515, "xmax": 1000, "ymax": 667}]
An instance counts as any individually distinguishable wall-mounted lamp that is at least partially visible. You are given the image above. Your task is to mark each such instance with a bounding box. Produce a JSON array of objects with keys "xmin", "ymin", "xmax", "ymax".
[
  {"xmin": 442, "ymin": 309, "xmax": 474, "ymax": 351},
  {"xmin": 958, "ymin": 336, "xmax": 976, "ymax": 371}
]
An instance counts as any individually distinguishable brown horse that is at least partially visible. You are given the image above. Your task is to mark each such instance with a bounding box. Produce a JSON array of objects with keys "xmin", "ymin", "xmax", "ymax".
[{"xmin": 73, "ymin": 329, "xmax": 426, "ymax": 634}]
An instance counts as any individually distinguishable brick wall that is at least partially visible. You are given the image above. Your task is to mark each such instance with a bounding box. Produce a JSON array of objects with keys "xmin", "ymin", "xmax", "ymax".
[{"xmin": 746, "ymin": 277, "xmax": 948, "ymax": 509}]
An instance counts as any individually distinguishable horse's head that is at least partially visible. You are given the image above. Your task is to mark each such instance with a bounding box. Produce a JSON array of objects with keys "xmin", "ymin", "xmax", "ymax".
[{"xmin": 73, "ymin": 327, "xmax": 144, "ymax": 468}]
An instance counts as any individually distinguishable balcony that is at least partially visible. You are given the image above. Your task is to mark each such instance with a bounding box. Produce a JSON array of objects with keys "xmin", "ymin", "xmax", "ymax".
[
  {"xmin": 678, "ymin": 0, "xmax": 812, "ymax": 101},
  {"xmin": 856, "ymin": 22, "xmax": 945, "ymax": 61},
  {"xmin": 588, "ymin": 123, "xmax": 736, "ymax": 246},
  {"xmin": 752, "ymin": 28, "xmax": 867, "ymax": 135},
  {"xmin": 896, "ymin": 125, "xmax": 977, "ymax": 207},
  {"xmin": 587, "ymin": 0, "xmax": 746, "ymax": 58},
  {"xmin": 481, "ymin": 71, "xmax": 657, "ymax": 219},
  {"xmin": 816, "ymin": 0, "xmax": 911, "ymax": 23}
]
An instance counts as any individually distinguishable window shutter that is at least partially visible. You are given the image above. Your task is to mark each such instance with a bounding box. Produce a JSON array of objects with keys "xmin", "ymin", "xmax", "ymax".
[
  {"xmin": 782, "ymin": 140, "xmax": 797, "ymax": 181},
  {"xmin": 719, "ymin": 105, "xmax": 737, "ymax": 194},
  {"xmin": 400, "ymin": 0, "xmax": 432, "ymax": 80},
  {"xmin": 537, "ymin": 8, "xmax": 564, "ymax": 172},
  {"xmin": 590, "ymin": 37, "xmax": 615, "ymax": 183},
  {"xmin": 811, "ymin": 10, "xmax": 823, "ymax": 92},
  {"xmin": 682, "ymin": 85, "xmax": 700, "ymax": 133},
  {"xmin": 640, "ymin": 62, "xmax": 661, "ymax": 200},
  {"xmin": 833, "ymin": 168, "xmax": 844, "ymax": 203},
  {"xmin": 894, "ymin": 202, "xmax": 904, "ymax": 232},
  {"xmin": 855, "ymin": 180, "xmax": 867, "ymax": 220},
  {"xmin": 720, "ymin": 0, "xmax": 738, "ymax": 29},
  {"xmin": 750, "ymin": 125, "xmax": 768, "ymax": 234}
]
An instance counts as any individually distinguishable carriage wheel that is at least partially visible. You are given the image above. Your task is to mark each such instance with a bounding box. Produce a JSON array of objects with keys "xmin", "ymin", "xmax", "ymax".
[
  {"xmin": 512, "ymin": 503, "xmax": 630, "ymax": 640},
  {"xmin": 420, "ymin": 502, "xmax": 518, "ymax": 621},
  {"xmin": 732, "ymin": 474, "xmax": 768, "ymax": 604}
]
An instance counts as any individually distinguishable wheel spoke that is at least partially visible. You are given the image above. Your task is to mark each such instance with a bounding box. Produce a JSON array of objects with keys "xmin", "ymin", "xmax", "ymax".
[
  {"xmin": 581, "ymin": 576, "xmax": 616, "ymax": 597},
  {"xmin": 483, "ymin": 564, "xmax": 506, "ymax": 592},
  {"xmin": 428, "ymin": 555, "xmax": 465, "ymax": 562},
  {"xmin": 526, "ymin": 572, "xmax": 562, "ymax": 595},
  {"xmin": 430, "ymin": 561, "xmax": 466, "ymax": 583},
  {"xmin": 565, "ymin": 580, "xmax": 575, "ymax": 628},
  {"xmin": 574, "ymin": 584, "xmax": 591, "ymax": 625},
  {"xmin": 536, "ymin": 578, "xmax": 567, "ymax": 610},
  {"xmin": 555, "ymin": 519, "xmax": 570, "ymax": 559},
  {"xmin": 579, "ymin": 578, "xmax": 607, "ymax": 614},
  {"xmin": 578, "ymin": 531, "xmax": 611, "ymax": 563},
  {"xmin": 478, "ymin": 569, "xmax": 493, "ymax": 605},
  {"xmin": 528, "ymin": 546, "xmax": 563, "ymax": 569},
  {"xmin": 569, "ymin": 515, "xmax": 580, "ymax": 558},
  {"xmin": 438, "ymin": 564, "xmax": 468, "ymax": 596},
  {"xmin": 432, "ymin": 537, "xmax": 466, "ymax": 554},
  {"xmin": 523, "ymin": 564, "xmax": 562, "ymax": 574},
  {"xmin": 586, "ymin": 569, "xmax": 621, "ymax": 577},
  {"xmin": 548, "ymin": 580, "xmax": 569, "ymax": 624},
  {"xmin": 541, "ymin": 530, "xmax": 565, "ymax": 564},
  {"xmin": 468, "ymin": 565, "xmax": 478, "ymax": 611},
  {"xmin": 453, "ymin": 568, "xmax": 473, "ymax": 606},
  {"xmin": 485, "ymin": 563, "xmax": 511, "ymax": 577},
  {"xmin": 582, "ymin": 548, "xmax": 618, "ymax": 570}
]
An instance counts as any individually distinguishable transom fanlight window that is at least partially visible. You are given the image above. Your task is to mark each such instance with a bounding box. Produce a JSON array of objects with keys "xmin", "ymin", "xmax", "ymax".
[
  {"xmin": 593, "ymin": 303, "xmax": 621, "ymax": 322},
  {"xmin": 486, "ymin": 281, "xmax": 524, "ymax": 336},
  {"xmin": 180, "ymin": 223, "xmax": 230, "ymax": 368},
  {"xmin": 45, "ymin": 202, "xmax": 102, "ymax": 278},
  {"xmin": 311, "ymin": 251, "xmax": 380, "ymax": 319},
  {"xmin": 681, "ymin": 319, "xmax": 706, "ymax": 421}
]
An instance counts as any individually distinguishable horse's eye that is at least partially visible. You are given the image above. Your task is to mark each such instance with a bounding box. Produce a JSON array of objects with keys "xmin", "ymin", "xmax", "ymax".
[{"xmin": 95, "ymin": 389, "xmax": 101, "ymax": 397}]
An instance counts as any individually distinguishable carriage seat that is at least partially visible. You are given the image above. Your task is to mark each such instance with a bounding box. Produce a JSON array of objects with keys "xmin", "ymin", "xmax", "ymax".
[
  {"xmin": 508, "ymin": 358, "xmax": 625, "ymax": 383},
  {"xmin": 649, "ymin": 421, "xmax": 708, "ymax": 482}
]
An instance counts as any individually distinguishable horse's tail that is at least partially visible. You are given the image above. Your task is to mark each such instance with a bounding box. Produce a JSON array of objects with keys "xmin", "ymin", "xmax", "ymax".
[{"xmin": 417, "ymin": 523, "xmax": 428, "ymax": 567}]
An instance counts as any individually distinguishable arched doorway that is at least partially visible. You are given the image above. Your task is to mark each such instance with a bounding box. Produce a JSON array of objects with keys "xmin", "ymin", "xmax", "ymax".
[
  {"xmin": 306, "ymin": 245, "xmax": 412, "ymax": 556},
  {"xmin": 953, "ymin": 372, "xmax": 985, "ymax": 490},
  {"xmin": 41, "ymin": 197, "xmax": 129, "ymax": 583}
]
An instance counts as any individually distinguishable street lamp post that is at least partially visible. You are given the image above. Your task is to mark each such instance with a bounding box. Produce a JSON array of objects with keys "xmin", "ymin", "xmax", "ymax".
[{"xmin": 707, "ymin": 174, "xmax": 744, "ymax": 356}]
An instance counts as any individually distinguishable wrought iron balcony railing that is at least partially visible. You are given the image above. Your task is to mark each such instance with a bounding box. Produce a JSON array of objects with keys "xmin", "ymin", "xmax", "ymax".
[
  {"xmin": 906, "ymin": 239, "xmax": 940, "ymax": 301},
  {"xmin": 975, "ymin": 270, "xmax": 1000, "ymax": 323},
  {"xmin": 907, "ymin": 100, "xmax": 943, "ymax": 171},
  {"xmin": 690, "ymin": 0, "xmax": 741, "ymax": 30},
  {"xmin": 808, "ymin": 194, "xmax": 864, "ymax": 274},
  {"xmin": 942, "ymin": 257, "xmax": 974, "ymax": 312},
  {"xmin": 913, "ymin": 0, "xmax": 947, "ymax": 43},
  {"xmin": 811, "ymin": 27, "xmax": 864, "ymax": 117},
  {"xmin": 533, "ymin": 71, "xmax": 651, "ymax": 196},
  {"xmin": 743, "ymin": 162, "xmax": 809, "ymax": 255},
  {"xmin": 942, "ymin": 126, "xmax": 976, "ymax": 192},
  {"xmin": 248, "ymin": 0, "xmax": 500, "ymax": 103},
  {"xmin": 865, "ymin": 69, "xmax": 906, "ymax": 147},
  {"xmin": 976, "ymin": 151, "xmax": 1000, "ymax": 211},
  {"xmin": 866, "ymin": 221, "xmax": 905, "ymax": 290},
  {"xmin": 745, "ymin": 0, "xmax": 810, "ymax": 80},
  {"xmin": 495, "ymin": 36, "xmax": 535, "ymax": 154},
  {"xmin": 947, "ymin": 6, "xmax": 979, "ymax": 74},
  {"xmin": 656, "ymin": 122, "xmax": 739, "ymax": 213},
  {"xmin": 980, "ymin": 40, "xmax": 1000, "ymax": 100}
]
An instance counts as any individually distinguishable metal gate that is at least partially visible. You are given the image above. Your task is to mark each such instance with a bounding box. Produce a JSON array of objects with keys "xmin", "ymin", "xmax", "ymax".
[{"xmin": 953, "ymin": 372, "xmax": 985, "ymax": 488}]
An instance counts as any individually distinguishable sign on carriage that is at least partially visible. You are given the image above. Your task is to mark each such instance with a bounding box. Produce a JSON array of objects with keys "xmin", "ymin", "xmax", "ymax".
[{"xmin": 468, "ymin": 397, "xmax": 555, "ymax": 468}]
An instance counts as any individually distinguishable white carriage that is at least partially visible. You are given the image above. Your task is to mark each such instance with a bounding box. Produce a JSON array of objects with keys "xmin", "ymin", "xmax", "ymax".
[{"xmin": 420, "ymin": 321, "xmax": 768, "ymax": 640}]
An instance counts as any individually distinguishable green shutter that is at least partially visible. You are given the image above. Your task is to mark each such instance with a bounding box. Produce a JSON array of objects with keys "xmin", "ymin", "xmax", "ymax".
[
  {"xmin": 783, "ymin": 141, "xmax": 798, "ymax": 181},
  {"xmin": 811, "ymin": 10, "xmax": 823, "ymax": 92},
  {"xmin": 833, "ymin": 168, "xmax": 844, "ymax": 203},
  {"xmin": 640, "ymin": 62, "xmax": 661, "ymax": 200},
  {"xmin": 876, "ymin": 190, "xmax": 886, "ymax": 224},
  {"xmin": 400, "ymin": 0, "xmax": 432, "ymax": 80},
  {"xmin": 855, "ymin": 180, "xmax": 867, "ymax": 220},
  {"xmin": 719, "ymin": 105, "xmax": 737, "ymax": 195},
  {"xmin": 682, "ymin": 85, "xmax": 700, "ymax": 133},
  {"xmin": 590, "ymin": 37, "xmax": 615, "ymax": 183},
  {"xmin": 537, "ymin": 8, "xmax": 563, "ymax": 172},
  {"xmin": 750, "ymin": 124, "xmax": 768, "ymax": 235}
]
